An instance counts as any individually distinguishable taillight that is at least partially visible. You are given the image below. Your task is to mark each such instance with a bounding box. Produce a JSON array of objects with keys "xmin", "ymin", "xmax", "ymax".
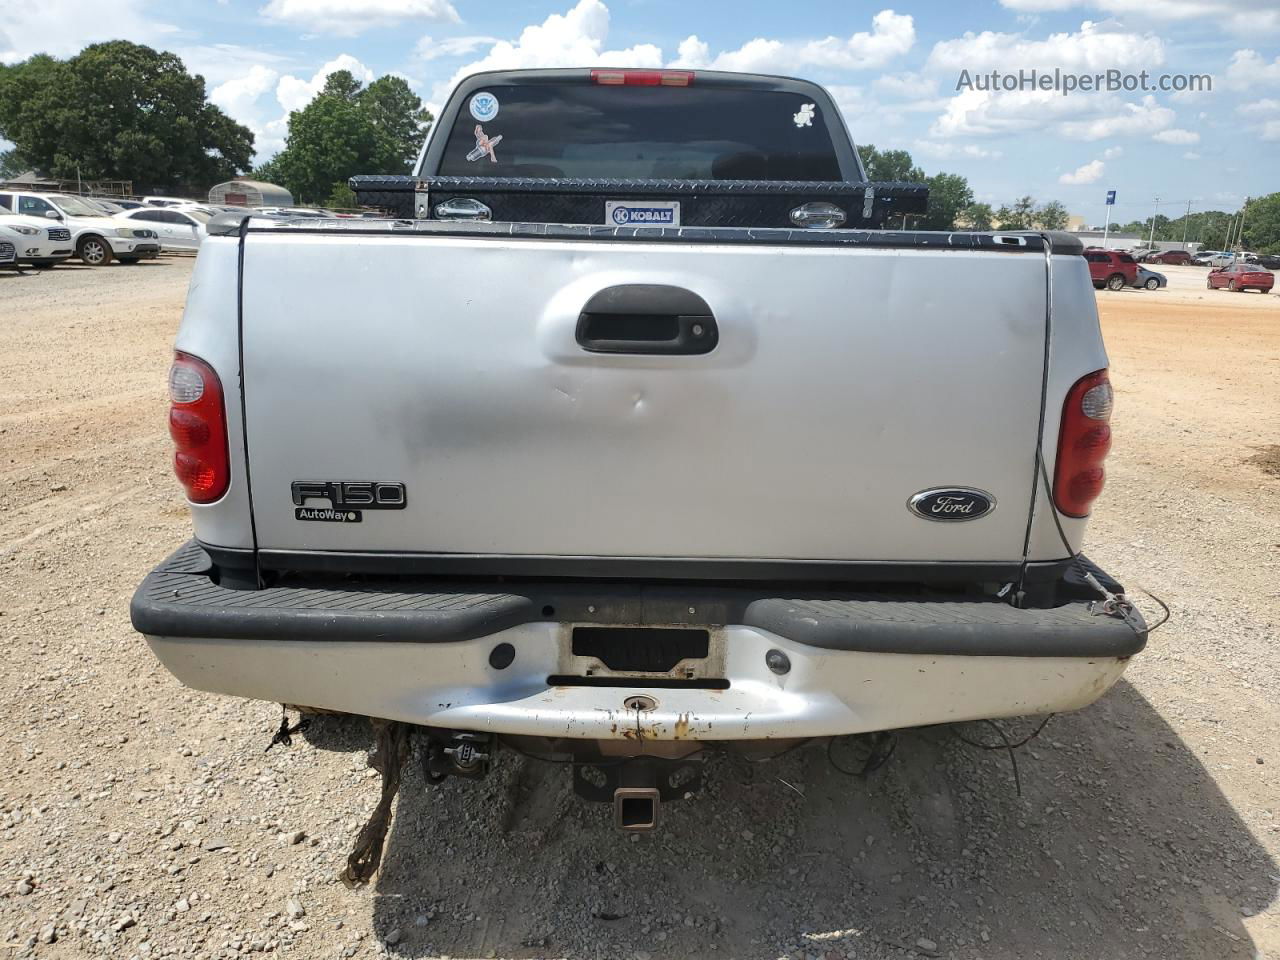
[
  {"xmin": 1052, "ymin": 369, "xmax": 1113, "ymax": 518},
  {"xmin": 590, "ymin": 69, "xmax": 693, "ymax": 87},
  {"xmin": 168, "ymin": 352, "xmax": 230, "ymax": 504}
]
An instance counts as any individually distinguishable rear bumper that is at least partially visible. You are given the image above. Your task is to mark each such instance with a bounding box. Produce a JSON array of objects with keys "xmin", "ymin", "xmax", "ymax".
[
  {"xmin": 134, "ymin": 542, "xmax": 1146, "ymax": 740},
  {"xmin": 107, "ymin": 238, "xmax": 160, "ymax": 258}
]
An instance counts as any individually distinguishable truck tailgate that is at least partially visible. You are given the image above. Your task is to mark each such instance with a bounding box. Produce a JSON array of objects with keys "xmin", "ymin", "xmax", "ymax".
[{"xmin": 239, "ymin": 226, "xmax": 1048, "ymax": 568}]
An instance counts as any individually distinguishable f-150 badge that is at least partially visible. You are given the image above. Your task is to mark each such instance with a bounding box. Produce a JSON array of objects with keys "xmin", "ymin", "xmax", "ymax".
[
  {"xmin": 907, "ymin": 488, "xmax": 995, "ymax": 522},
  {"xmin": 291, "ymin": 481, "xmax": 406, "ymax": 522},
  {"xmin": 466, "ymin": 125, "xmax": 502, "ymax": 163}
]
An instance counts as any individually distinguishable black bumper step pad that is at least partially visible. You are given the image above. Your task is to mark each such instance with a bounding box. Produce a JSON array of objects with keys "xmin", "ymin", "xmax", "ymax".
[{"xmin": 132, "ymin": 542, "xmax": 1146, "ymax": 658}]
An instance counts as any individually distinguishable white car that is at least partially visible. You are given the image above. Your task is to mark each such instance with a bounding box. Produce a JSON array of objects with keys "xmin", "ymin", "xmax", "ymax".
[
  {"xmin": 115, "ymin": 206, "xmax": 211, "ymax": 252},
  {"xmin": 0, "ymin": 211, "xmax": 76, "ymax": 267},
  {"xmin": 0, "ymin": 191, "xmax": 160, "ymax": 266}
]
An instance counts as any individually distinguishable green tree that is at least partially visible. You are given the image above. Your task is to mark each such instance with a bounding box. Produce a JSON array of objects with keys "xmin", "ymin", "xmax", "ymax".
[
  {"xmin": 267, "ymin": 70, "xmax": 433, "ymax": 204},
  {"xmin": 1034, "ymin": 200, "xmax": 1069, "ymax": 230},
  {"xmin": 1240, "ymin": 193, "xmax": 1280, "ymax": 254},
  {"xmin": 993, "ymin": 196, "xmax": 1036, "ymax": 229},
  {"xmin": 959, "ymin": 202, "xmax": 994, "ymax": 230},
  {"xmin": 0, "ymin": 42, "xmax": 253, "ymax": 190},
  {"xmin": 859, "ymin": 144, "xmax": 924, "ymax": 182},
  {"xmin": 325, "ymin": 182, "xmax": 358, "ymax": 209},
  {"xmin": 361, "ymin": 75, "xmax": 433, "ymax": 172},
  {"xmin": 919, "ymin": 172, "xmax": 974, "ymax": 230},
  {"xmin": 321, "ymin": 71, "xmax": 363, "ymax": 101}
]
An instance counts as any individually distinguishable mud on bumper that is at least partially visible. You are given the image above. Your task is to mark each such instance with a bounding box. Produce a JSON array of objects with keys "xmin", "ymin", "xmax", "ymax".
[{"xmin": 132, "ymin": 542, "xmax": 1146, "ymax": 741}]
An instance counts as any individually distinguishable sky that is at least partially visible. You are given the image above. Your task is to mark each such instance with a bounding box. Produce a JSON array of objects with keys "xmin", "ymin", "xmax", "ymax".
[{"xmin": 2, "ymin": 0, "xmax": 1277, "ymax": 223}]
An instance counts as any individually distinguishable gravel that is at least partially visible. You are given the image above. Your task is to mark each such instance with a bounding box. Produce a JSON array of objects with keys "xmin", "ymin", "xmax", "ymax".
[{"xmin": 0, "ymin": 259, "xmax": 1277, "ymax": 959}]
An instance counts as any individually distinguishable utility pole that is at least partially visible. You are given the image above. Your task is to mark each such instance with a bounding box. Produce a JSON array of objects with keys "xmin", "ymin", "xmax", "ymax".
[
  {"xmin": 1236, "ymin": 197, "xmax": 1250, "ymax": 253},
  {"xmin": 1147, "ymin": 195, "xmax": 1159, "ymax": 249},
  {"xmin": 1181, "ymin": 200, "xmax": 1191, "ymax": 250}
]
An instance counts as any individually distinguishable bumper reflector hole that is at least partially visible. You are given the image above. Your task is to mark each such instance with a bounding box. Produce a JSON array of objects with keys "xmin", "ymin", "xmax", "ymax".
[
  {"xmin": 541, "ymin": 605, "xmax": 555, "ymax": 617},
  {"xmin": 488, "ymin": 642, "xmax": 515, "ymax": 670}
]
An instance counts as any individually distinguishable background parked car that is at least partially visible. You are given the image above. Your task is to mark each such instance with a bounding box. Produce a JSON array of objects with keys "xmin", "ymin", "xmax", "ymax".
[
  {"xmin": 1207, "ymin": 262, "xmax": 1274, "ymax": 293},
  {"xmin": 0, "ymin": 210, "xmax": 75, "ymax": 267},
  {"xmin": 1084, "ymin": 248, "xmax": 1138, "ymax": 290},
  {"xmin": 1147, "ymin": 250, "xmax": 1192, "ymax": 265},
  {"xmin": 1192, "ymin": 250, "xmax": 1220, "ymax": 265},
  {"xmin": 82, "ymin": 198, "xmax": 127, "ymax": 215},
  {"xmin": 0, "ymin": 190, "xmax": 160, "ymax": 265},
  {"xmin": 1258, "ymin": 254, "xmax": 1280, "ymax": 270},
  {"xmin": 1133, "ymin": 266, "xmax": 1167, "ymax": 290},
  {"xmin": 115, "ymin": 206, "xmax": 210, "ymax": 252}
]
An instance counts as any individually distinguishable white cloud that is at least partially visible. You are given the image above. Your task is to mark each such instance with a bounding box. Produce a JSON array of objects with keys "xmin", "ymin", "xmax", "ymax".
[
  {"xmin": 668, "ymin": 35, "xmax": 710, "ymax": 69},
  {"xmin": 1057, "ymin": 94, "xmax": 1174, "ymax": 140},
  {"xmin": 1262, "ymin": 120, "xmax": 1280, "ymax": 142},
  {"xmin": 276, "ymin": 54, "xmax": 374, "ymax": 113},
  {"xmin": 998, "ymin": 0, "xmax": 1279, "ymax": 33},
  {"xmin": 260, "ymin": 0, "xmax": 458, "ymax": 37},
  {"xmin": 436, "ymin": 0, "xmax": 661, "ymax": 102},
  {"xmin": 177, "ymin": 44, "xmax": 294, "ymax": 88},
  {"xmin": 1102, "ymin": 145, "xmax": 1122, "ymax": 158},
  {"xmin": 825, "ymin": 85, "xmax": 889, "ymax": 133},
  {"xmin": 709, "ymin": 10, "xmax": 914, "ymax": 73},
  {"xmin": 1152, "ymin": 128, "xmax": 1199, "ymax": 144},
  {"xmin": 912, "ymin": 140, "xmax": 1003, "ymax": 159},
  {"xmin": 414, "ymin": 35, "xmax": 501, "ymax": 61},
  {"xmin": 930, "ymin": 88, "xmax": 1105, "ymax": 137},
  {"xmin": 1225, "ymin": 50, "xmax": 1280, "ymax": 90},
  {"xmin": 875, "ymin": 71, "xmax": 937, "ymax": 99},
  {"xmin": 1059, "ymin": 158, "xmax": 1104, "ymax": 183},
  {"xmin": 999, "ymin": 0, "xmax": 1081, "ymax": 9},
  {"xmin": 927, "ymin": 20, "xmax": 1162, "ymax": 73},
  {"xmin": 0, "ymin": 0, "xmax": 178, "ymax": 63},
  {"xmin": 1242, "ymin": 98, "xmax": 1280, "ymax": 113},
  {"xmin": 1182, "ymin": 151, "xmax": 1201, "ymax": 159},
  {"xmin": 211, "ymin": 64, "xmax": 280, "ymax": 119}
]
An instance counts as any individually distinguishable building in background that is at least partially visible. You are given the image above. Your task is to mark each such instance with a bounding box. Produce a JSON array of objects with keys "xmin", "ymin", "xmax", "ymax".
[{"xmin": 207, "ymin": 179, "xmax": 293, "ymax": 208}]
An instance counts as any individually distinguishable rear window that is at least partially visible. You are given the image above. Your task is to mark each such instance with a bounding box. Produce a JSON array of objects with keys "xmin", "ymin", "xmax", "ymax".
[
  {"xmin": 1117, "ymin": 254, "xmax": 1135, "ymax": 264},
  {"xmin": 437, "ymin": 82, "xmax": 843, "ymax": 181}
]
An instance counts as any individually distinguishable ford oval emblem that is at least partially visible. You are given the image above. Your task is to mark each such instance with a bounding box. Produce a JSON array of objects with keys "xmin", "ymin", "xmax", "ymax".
[{"xmin": 908, "ymin": 488, "xmax": 996, "ymax": 522}]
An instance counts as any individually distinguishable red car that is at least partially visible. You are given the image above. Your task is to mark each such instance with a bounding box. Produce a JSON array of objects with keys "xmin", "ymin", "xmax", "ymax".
[
  {"xmin": 1147, "ymin": 250, "xmax": 1191, "ymax": 265},
  {"xmin": 1084, "ymin": 248, "xmax": 1139, "ymax": 290},
  {"xmin": 1207, "ymin": 262, "xmax": 1275, "ymax": 293}
]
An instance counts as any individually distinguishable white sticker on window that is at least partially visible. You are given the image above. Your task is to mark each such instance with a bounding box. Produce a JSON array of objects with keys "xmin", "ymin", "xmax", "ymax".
[
  {"xmin": 793, "ymin": 102, "xmax": 815, "ymax": 127},
  {"xmin": 469, "ymin": 91, "xmax": 499, "ymax": 122}
]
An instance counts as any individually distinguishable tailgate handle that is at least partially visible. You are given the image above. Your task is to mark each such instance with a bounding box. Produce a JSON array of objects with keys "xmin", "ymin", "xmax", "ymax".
[{"xmin": 576, "ymin": 284, "xmax": 718, "ymax": 355}]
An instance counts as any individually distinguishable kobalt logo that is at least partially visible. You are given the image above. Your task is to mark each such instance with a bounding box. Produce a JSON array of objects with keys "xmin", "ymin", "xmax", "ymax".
[{"xmin": 612, "ymin": 206, "xmax": 675, "ymax": 225}]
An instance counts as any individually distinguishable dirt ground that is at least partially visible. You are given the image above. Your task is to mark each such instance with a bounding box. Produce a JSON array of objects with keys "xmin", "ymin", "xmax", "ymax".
[{"xmin": 0, "ymin": 257, "xmax": 1277, "ymax": 960}]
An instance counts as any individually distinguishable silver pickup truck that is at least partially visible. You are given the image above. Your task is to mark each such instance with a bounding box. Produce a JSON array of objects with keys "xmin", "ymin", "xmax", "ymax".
[{"xmin": 133, "ymin": 68, "xmax": 1145, "ymax": 840}]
